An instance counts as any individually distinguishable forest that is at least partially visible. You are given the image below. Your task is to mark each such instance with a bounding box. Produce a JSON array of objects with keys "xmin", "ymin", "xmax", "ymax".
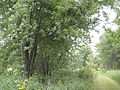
[{"xmin": 0, "ymin": 0, "xmax": 120, "ymax": 90}]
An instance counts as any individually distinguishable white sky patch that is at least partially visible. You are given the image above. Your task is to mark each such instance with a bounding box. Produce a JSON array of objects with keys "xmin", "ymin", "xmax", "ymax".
[{"xmin": 90, "ymin": 6, "xmax": 118, "ymax": 54}]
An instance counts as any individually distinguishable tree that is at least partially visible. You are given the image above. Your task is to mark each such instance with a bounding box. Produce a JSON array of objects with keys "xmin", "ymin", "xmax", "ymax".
[
  {"xmin": 70, "ymin": 45, "xmax": 94, "ymax": 69},
  {"xmin": 95, "ymin": 0, "xmax": 120, "ymax": 69},
  {"xmin": 96, "ymin": 30, "xmax": 120, "ymax": 69},
  {"xmin": 0, "ymin": 0, "xmax": 104, "ymax": 78}
]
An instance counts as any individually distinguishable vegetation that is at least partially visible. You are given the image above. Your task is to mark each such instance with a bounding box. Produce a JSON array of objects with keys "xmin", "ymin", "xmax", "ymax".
[{"xmin": 0, "ymin": 0, "xmax": 120, "ymax": 90}]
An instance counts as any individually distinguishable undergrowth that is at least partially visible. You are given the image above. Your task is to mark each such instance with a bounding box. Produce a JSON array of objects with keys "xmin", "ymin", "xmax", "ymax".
[
  {"xmin": 105, "ymin": 70, "xmax": 120, "ymax": 84},
  {"xmin": 0, "ymin": 68, "xmax": 96, "ymax": 90}
]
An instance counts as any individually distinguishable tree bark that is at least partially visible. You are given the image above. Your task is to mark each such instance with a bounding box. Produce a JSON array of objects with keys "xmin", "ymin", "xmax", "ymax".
[
  {"xmin": 24, "ymin": 41, "xmax": 30, "ymax": 78},
  {"xmin": 24, "ymin": 26, "xmax": 39, "ymax": 78}
]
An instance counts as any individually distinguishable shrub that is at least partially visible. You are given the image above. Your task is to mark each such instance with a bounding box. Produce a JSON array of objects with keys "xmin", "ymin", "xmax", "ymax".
[
  {"xmin": 79, "ymin": 62, "xmax": 97, "ymax": 80},
  {"xmin": 0, "ymin": 68, "xmax": 96, "ymax": 90}
]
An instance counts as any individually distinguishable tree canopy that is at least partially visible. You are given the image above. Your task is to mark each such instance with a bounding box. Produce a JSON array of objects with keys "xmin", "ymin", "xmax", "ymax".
[{"xmin": 0, "ymin": 0, "xmax": 101, "ymax": 78}]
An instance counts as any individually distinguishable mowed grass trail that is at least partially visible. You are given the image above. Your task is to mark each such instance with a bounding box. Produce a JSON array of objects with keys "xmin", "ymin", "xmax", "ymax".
[{"xmin": 93, "ymin": 74, "xmax": 120, "ymax": 90}]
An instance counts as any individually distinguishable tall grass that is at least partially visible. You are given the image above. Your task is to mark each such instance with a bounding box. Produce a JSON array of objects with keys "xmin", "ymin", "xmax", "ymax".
[
  {"xmin": 105, "ymin": 70, "xmax": 120, "ymax": 84},
  {"xmin": 0, "ymin": 75, "xmax": 18, "ymax": 90},
  {"xmin": 0, "ymin": 68, "xmax": 95, "ymax": 90}
]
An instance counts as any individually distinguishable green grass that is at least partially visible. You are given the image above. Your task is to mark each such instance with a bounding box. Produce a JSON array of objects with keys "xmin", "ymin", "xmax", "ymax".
[
  {"xmin": 1, "ymin": 69, "xmax": 120, "ymax": 90},
  {"xmin": 0, "ymin": 75, "xmax": 18, "ymax": 90},
  {"xmin": 105, "ymin": 70, "xmax": 120, "ymax": 84},
  {"xmin": 93, "ymin": 74, "xmax": 120, "ymax": 90},
  {"xmin": 0, "ymin": 69, "xmax": 93, "ymax": 90}
]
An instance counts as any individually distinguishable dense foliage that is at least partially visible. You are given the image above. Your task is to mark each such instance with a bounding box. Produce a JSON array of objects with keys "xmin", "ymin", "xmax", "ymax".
[
  {"xmin": 0, "ymin": 0, "xmax": 100, "ymax": 78},
  {"xmin": 0, "ymin": 0, "xmax": 120, "ymax": 89}
]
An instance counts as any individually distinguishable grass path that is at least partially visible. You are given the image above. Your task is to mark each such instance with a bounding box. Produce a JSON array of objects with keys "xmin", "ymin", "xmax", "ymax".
[{"xmin": 93, "ymin": 74, "xmax": 120, "ymax": 90}]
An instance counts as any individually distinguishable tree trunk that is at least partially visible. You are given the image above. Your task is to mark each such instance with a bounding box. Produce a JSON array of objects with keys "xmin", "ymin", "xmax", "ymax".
[
  {"xmin": 24, "ymin": 41, "xmax": 30, "ymax": 78},
  {"xmin": 24, "ymin": 26, "xmax": 39, "ymax": 78}
]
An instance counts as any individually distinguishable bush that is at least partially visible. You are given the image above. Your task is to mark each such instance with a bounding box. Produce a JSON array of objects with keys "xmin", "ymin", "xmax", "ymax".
[
  {"xmin": 79, "ymin": 62, "xmax": 97, "ymax": 79},
  {"xmin": 50, "ymin": 69, "xmax": 91, "ymax": 89},
  {"xmin": 0, "ymin": 68, "xmax": 97, "ymax": 90}
]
